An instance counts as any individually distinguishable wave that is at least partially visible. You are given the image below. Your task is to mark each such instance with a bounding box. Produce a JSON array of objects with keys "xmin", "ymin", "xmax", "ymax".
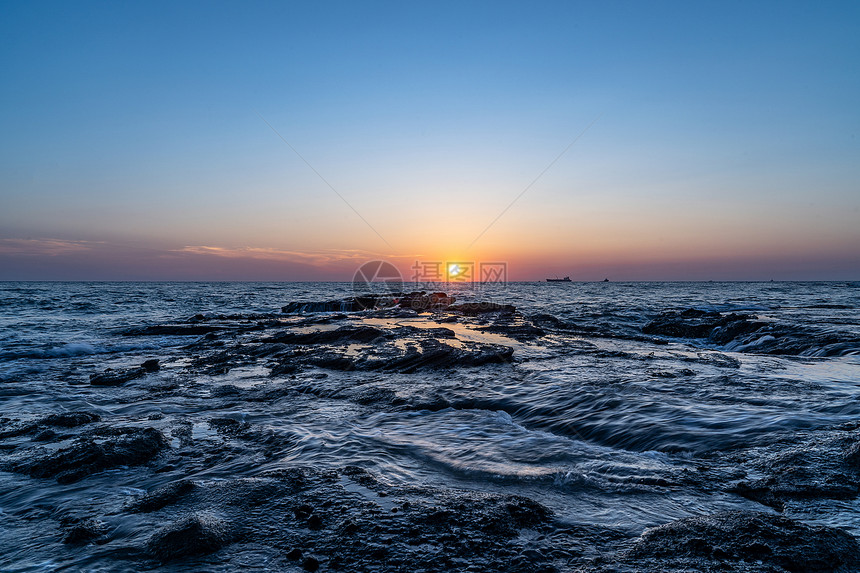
[
  {"xmin": 358, "ymin": 408, "xmax": 678, "ymax": 490},
  {"xmin": 0, "ymin": 341, "xmax": 165, "ymax": 361}
]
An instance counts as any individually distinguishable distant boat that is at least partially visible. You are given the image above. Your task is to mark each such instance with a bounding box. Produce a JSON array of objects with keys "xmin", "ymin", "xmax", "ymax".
[{"xmin": 546, "ymin": 276, "xmax": 571, "ymax": 282}]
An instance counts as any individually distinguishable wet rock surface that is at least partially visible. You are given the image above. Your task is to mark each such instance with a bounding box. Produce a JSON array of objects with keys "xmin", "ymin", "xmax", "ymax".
[
  {"xmin": 41, "ymin": 411, "xmax": 102, "ymax": 427},
  {"xmin": 625, "ymin": 510, "xmax": 860, "ymax": 573},
  {"xmin": 7, "ymin": 426, "xmax": 168, "ymax": 483},
  {"xmin": 128, "ymin": 479, "xmax": 197, "ymax": 513},
  {"xmin": 128, "ymin": 465, "xmax": 564, "ymax": 571},
  {"xmin": 724, "ymin": 430, "xmax": 860, "ymax": 508},
  {"xmin": 0, "ymin": 410, "xmax": 101, "ymax": 439},
  {"xmin": 61, "ymin": 517, "xmax": 110, "ymax": 544},
  {"xmin": 146, "ymin": 513, "xmax": 232, "ymax": 562},
  {"xmin": 182, "ymin": 305, "xmax": 526, "ymax": 376},
  {"xmin": 281, "ymin": 293, "xmax": 519, "ymax": 315},
  {"xmin": 283, "ymin": 295, "xmax": 395, "ymax": 313},
  {"xmin": 476, "ymin": 312, "xmax": 547, "ymax": 340},
  {"xmin": 90, "ymin": 359, "xmax": 160, "ymax": 385},
  {"xmin": 396, "ymin": 291, "xmax": 456, "ymax": 311},
  {"xmin": 264, "ymin": 325, "xmax": 387, "ymax": 345},
  {"xmin": 643, "ymin": 308, "xmax": 860, "ymax": 356}
]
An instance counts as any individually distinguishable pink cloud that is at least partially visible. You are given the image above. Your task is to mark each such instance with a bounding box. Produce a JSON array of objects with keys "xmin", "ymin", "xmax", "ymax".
[
  {"xmin": 0, "ymin": 238, "xmax": 101, "ymax": 256},
  {"xmin": 171, "ymin": 245, "xmax": 411, "ymax": 267}
]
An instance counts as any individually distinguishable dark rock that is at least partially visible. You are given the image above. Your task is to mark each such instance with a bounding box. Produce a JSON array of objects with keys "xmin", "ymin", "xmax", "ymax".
[
  {"xmin": 397, "ymin": 291, "xmax": 455, "ymax": 311},
  {"xmin": 290, "ymin": 334, "xmax": 515, "ymax": 373},
  {"xmin": 476, "ymin": 314, "xmax": 545, "ymax": 340},
  {"xmin": 40, "ymin": 411, "xmax": 101, "ymax": 427},
  {"xmin": 1, "ymin": 411, "xmax": 100, "ymax": 440},
  {"xmin": 730, "ymin": 441, "xmax": 860, "ymax": 507},
  {"xmin": 129, "ymin": 479, "xmax": 196, "ymax": 512},
  {"xmin": 449, "ymin": 302, "xmax": 516, "ymax": 315},
  {"xmin": 90, "ymin": 365, "xmax": 149, "ymax": 386},
  {"xmin": 266, "ymin": 326, "xmax": 386, "ymax": 345},
  {"xmin": 110, "ymin": 465, "xmax": 559, "ymax": 572},
  {"xmin": 123, "ymin": 324, "xmax": 223, "ymax": 336},
  {"xmin": 629, "ymin": 510, "xmax": 860, "ymax": 572},
  {"xmin": 282, "ymin": 293, "xmax": 513, "ymax": 315},
  {"xmin": 435, "ymin": 315, "xmax": 459, "ymax": 323},
  {"xmin": 33, "ymin": 429, "xmax": 58, "ymax": 441},
  {"xmin": 307, "ymin": 514, "xmax": 323, "ymax": 530},
  {"xmin": 282, "ymin": 295, "xmax": 398, "ymax": 313},
  {"xmin": 269, "ymin": 361, "xmax": 299, "ymax": 376},
  {"xmin": 530, "ymin": 313, "xmax": 568, "ymax": 328},
  {"xmin": 286, "ymin": 547, "xmax": 303, "ymax": 560},
  {"xmin": 259, "ymin": 467, "xmax": 310, "ymax": 492},
  {"xmin": 146, "ymin": 513, "xmax": 230, "ymax": 562},
  {"xmin": 303, "ymin": 556, "xmax": 320, "ymax": 572},
  {"xmin": 844, "ymin": 441, "xmax": 860, "ymax": 467},
  {"xmin": 62, "ymin": 517, "xmax": 109, "ymax": 544},
  {"xmin": 642, "ymin": 309, "xmax": 735, "ymax": 339},
  {"xmin": 642, "ymin": 308, "xmax": 860, "ymax": 356},
  {"xmin": 208, "ymin": 417, "xmax": 251, "ymax": 436},
  {"xmin": 90, "ymin": 360, "xmax": 158, "ymax": 385},
  {"xmin": 380, "ymin": 340, "xmax": 514, "ymax": 373},
  {"xmin": 410, "ymin": 326, "xmax": 456, "ymax": 338},
  {"xmin": 305, "ymin": 352, "xmax": 357, "ymax": 371},
  {"xmin": 294, "ymin": 504, "xmax": 314, "ymax": 520},
  {"xmin": 0, "ymin": 420, "xmax": 31, "ymax": 439},
  {"xmin": 212, "ymin": 384, "xmax": 243, "ymax": 397},
  {"xmin": 246, "ymin": 343, "xmax": 289, "ymax": 358},
  {"xmin": 282, "ymin": 299, "xmax": 349, "ymax": 313},
  {"xmin": 141, "ymin": 359, "xmax": 160, "ymax": 372},
  {"xmin": 17, "ymin": 427, "xmax": 168, "ymax": 483}
]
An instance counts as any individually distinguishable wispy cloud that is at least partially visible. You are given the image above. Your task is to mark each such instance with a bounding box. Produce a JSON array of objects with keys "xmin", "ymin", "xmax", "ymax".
[
  {"xmin": 0, "ymin": 238, "xmax": 101, "ymax": 256},
  {"xmin": 173, "ymin": 245, "xmax": 416, "ymax": 267},
  {"xmin": 0, "ymin": 237, "xmax": 425, "ymax": 280}
]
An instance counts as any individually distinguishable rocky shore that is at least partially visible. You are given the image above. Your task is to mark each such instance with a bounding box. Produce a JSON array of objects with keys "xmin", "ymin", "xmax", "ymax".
[{"xmin": 2, "ymin": 290, "xmax": 859, "ymax": 572}]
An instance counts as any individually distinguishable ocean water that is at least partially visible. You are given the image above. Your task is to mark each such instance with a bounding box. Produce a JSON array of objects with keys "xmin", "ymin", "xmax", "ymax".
[{"xmin": 1, "ymin": 281, "xmax": 859, "ymax": 571}]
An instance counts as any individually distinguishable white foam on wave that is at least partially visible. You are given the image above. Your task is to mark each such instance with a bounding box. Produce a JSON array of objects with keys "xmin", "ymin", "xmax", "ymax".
[
  {"xmin": 695, "ymin": 303, "xmax": 771, "ymax": 313},
  {"xmin": 726, "ymin": 334, "xmax": 777, "ymax": 353},
  {"xmin": 2, "ymin": 343, "xmax": 100, "ymax": 360},
  {"xmin": 1, "ymin": 340, "xmax": 166, "ymax": 361}
]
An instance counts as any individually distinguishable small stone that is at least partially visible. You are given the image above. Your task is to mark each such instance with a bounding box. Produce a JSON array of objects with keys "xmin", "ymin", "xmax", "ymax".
[
  {"xmin": 33, "ymin": 429, "xmax": 57, "ymax": 441},
  {"xmin": 141, "ymin": 359, "xmax": 160, "ymax": 372},
  {"xmin": 40, "ymin": 411, "xmax": 101, "ymax": 427},
  {"xmin": 294, "ymin": 504, "xmax": 313, "ymax": 520},
  {"xmin": 62, "ymin": 518, "xmax": 108, "ymax": 544},
  {"xmin": 307, "ymin": 514, "xmax": 323, "ymax": 530},
  {"xmin": 286, "ymin": 547, "xmax": 302, "ymax": 560},
  {"xmin": 146, "ymin": 513, "xmax": 229, "ymax": 562}
]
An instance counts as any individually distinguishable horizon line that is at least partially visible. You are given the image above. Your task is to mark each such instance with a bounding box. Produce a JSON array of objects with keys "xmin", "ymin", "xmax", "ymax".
[{"xmin": 1, "ymin": 279, "xmax": 857, "ymax": 284}]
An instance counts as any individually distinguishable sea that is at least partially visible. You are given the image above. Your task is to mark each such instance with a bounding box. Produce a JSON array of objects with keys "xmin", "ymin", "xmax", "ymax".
[{"xmin": 1, "ymin": 281, "xmax": 859, "ymax": 571}]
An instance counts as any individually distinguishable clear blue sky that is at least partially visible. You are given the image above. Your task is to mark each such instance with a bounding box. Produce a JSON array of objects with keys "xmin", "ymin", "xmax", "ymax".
[{"xmin": 1, "ymin": 0, "xmax": 858, "ymax": 280}]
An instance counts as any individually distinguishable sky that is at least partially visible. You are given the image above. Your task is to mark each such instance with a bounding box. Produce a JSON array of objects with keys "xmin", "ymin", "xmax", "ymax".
[{"xmin": 1, "ymin": 0, "xmax": 858, "ymax": 281}]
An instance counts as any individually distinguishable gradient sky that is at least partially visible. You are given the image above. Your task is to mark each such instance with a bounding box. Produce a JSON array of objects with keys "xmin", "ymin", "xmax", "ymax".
[{"xmin": 1, "ymin": 0, "xmax": 858, "ymax": 280}]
